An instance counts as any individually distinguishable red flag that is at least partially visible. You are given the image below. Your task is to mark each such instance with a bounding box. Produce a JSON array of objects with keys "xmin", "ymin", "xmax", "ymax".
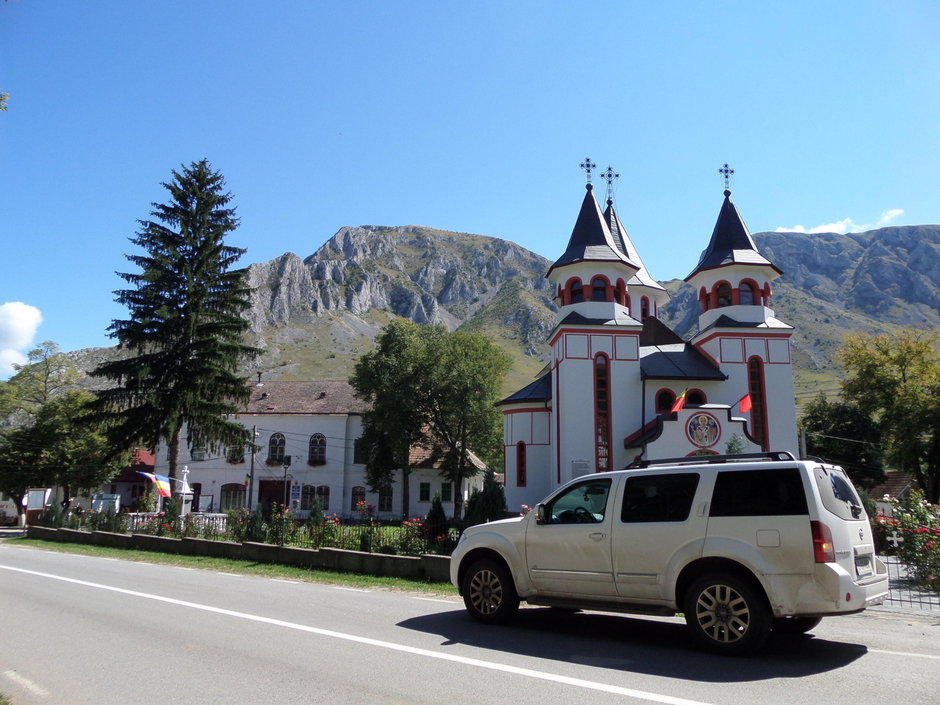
[
  {"xmin": 671, "ymin": 390, "xmax": 687, "ymax": 413},
  {"xmin": 738, "ymin": 393, "xmax": 753, "ymax": 413}
]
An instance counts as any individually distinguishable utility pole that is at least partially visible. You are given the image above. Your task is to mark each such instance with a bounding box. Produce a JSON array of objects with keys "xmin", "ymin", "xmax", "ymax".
[
  {"xmin": 247, "ymin": 424, "xmax": 256, "ymax": 510},
  {"xmin": 282, "ymin": 456, "xmax": 293, "ymax": 508}
]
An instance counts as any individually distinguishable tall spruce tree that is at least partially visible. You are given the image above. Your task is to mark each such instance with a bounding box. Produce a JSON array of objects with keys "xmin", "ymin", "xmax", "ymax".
[{"xmin": 90, "ymin": 160, "xmax": 257, "ymax": 486}]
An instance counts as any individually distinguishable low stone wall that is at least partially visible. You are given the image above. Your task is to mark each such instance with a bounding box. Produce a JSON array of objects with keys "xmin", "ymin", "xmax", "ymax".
[{"xmin": 24, "ymin": 526, "xmax": 451, "ymax": 583}]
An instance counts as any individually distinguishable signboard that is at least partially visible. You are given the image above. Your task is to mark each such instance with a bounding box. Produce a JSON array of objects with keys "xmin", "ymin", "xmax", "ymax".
[
  {"xmin": 26, "ymin": 488, "xmax": 49, "ymax": 511},
  {"xmin": 92, "ymin": 494, "xmax": 121, "ymax": 513}
]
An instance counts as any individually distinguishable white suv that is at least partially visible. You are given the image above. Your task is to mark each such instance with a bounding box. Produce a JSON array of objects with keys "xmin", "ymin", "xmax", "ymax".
[{"xmin": 450, "ymin": 452, "xmax": 888, "ymax": 655}]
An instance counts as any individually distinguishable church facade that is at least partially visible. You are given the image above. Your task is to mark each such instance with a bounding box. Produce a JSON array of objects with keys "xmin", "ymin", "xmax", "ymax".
[{"xmin": 499, "ymin": 170, "xmax": 798, "ymax": 511}]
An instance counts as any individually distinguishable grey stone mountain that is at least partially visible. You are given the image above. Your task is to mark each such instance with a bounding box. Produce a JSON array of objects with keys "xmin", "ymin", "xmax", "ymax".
[
  {"xmin": 72, "ymin": 223, "xmax": 940, "ymax": 405},
  {"xmin": 244, "ymin": 223, "xmax": 940, "ymax": 404}
]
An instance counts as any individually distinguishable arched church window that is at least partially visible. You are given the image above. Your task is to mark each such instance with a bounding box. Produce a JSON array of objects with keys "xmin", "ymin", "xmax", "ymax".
[
  {"xmin": 700, "ymin": 287, "xmax": 710, "ymax": 312},
  {"xmin": 687, "ymin": 389, "xmax": 706, "ymax": 405},
  {"xmin": 641, "ymin": 297, "xmax": 650, "ymax": 320},
  {"xmin": 591, "ymin": 277, "xmax": 608, "ymax": 302},
  {"xmin": 616, "ymin": 280, "xmax": 628, "ymax": 306},
  {"xmin": 716, "ymin": 283, "xmax": 733, "ymax": 307},
  {"xmin": 656, "ymin": 389, "xmax": 676, "ymax": 414},
  {"xmin": 516, "ymin": 441, "xmax": 527, "ymax": 487},
  {"xmin": 594, "ymin": 355, "xmax": 611, "ymax": 472},
  {"xmin": 570, "ymin": 280, "xmax": 584, "ymax": 303},
  {"xmin": 739, "ymin": 281, "xmax": 757, "ymax": 305},
  {"xmin": 748, "ymin": 357, "xmax": 768, "ymax": 449}
]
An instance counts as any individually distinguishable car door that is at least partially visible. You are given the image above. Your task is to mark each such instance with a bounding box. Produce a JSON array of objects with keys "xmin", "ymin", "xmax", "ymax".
[
  {"xmin": 612, "ymin": 472, "xmax": 706, "ymax": 602},
  {"xmin": 525, "ymin": 477, "xmax": 616, "ymax": 597}
]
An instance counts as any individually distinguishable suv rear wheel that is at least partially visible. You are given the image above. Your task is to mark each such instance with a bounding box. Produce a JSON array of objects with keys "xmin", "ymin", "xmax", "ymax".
[
  {"xmin": 462, "ymin": 559, "xmax": 519, "ymax": 624},
  {"xmin": 684, "ymin": 573, "xmax": 770, "ymax": 655}
]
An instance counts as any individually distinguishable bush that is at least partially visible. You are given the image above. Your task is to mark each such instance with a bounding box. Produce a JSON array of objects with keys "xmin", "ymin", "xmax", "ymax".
[
  {"xmin": 464, "ymin": 472, "xmax": 507, "ymax": 526},
  {"xmin": 873, "ymin": 490, "xmax": 940, "ymax": 590},
  {"xmin": 426, "ymin": 495, "xmax": 448, "ymax": 545}
]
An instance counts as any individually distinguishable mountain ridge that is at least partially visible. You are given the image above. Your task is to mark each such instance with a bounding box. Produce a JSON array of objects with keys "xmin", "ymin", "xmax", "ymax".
[{"xmin": 70, "ymin": 223, "xmax": 940, "ymax": 405}]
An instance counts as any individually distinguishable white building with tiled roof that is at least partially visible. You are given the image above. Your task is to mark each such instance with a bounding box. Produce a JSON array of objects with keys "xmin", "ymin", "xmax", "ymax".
[
  {"xmin": 499, "ymin": 173, "xmax": 798, "ymax": 511},
  {"xmin": 153, "ymin": 380, "xmax": 480, "ymax": 519}
]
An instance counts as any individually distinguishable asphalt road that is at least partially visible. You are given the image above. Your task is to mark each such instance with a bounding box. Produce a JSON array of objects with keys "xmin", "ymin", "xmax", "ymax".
[{"xmin": 0, "ymin": 542, "xmax": 937, "ymax": 705}]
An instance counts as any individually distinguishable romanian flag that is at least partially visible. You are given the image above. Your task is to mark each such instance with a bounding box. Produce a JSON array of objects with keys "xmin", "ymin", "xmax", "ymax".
[
  {"xmin": 138, "ymin": 471, "xmax": 172, "ymax": 498},
  {"xmin": 244, "ymin": 474, "xmax": 251, "ymax": 487},
  {"xmin": 737, "ymin": 393, "xmax": 753, "ymax": 413},
  {"xmin": 671, "ymin": 390, "xmax": 687, "ymax": 413}
]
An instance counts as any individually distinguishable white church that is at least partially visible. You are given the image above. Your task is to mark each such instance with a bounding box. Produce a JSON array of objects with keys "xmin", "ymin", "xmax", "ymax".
[{"xmin": 499, "ymin": 165, "xmax": 798, "ymax": 511}]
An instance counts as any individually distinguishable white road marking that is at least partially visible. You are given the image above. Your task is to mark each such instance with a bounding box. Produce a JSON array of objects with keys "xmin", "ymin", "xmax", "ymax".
[
  {"xmin": 870, "ymin": 648, "xmax": 940, "ymax": 661},
  {"xmin": 332, "ymin": 585, "xmax": 371, "ymax": 592},
  {"xmin": 0, "ymin": 563, "xmax": 717, "ymax": 705},
  {"xmin": 3, "ymin": 669, "xmax": 49, "ymax": 696},
  {"xmin": 413, "ymin": 597, "xmax": 455, "ymax": 604},
  {"xmin": 271, "ymin": 578, "xmax": 299, "ymax": 584}
]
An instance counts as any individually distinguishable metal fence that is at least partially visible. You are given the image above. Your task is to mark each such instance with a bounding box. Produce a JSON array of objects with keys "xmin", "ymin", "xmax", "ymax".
[{"xmin": 881, "ymin": 555, "xmax": 940, "ymax": 611}]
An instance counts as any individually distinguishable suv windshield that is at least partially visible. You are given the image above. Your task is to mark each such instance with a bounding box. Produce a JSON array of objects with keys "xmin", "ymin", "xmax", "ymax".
[{"xmin": 813, "ymin": 465, "xmax": 864, "ymax": 520}]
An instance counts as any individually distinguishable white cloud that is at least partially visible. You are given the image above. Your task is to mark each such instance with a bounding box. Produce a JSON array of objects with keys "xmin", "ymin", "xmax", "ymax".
[
  {"xmin": 0, "ymin": 302, "xmax": 43, "ymax": 377},
  {"xmin": 775, "ymin": 208, "xmax": 905, "ymax": 235}
]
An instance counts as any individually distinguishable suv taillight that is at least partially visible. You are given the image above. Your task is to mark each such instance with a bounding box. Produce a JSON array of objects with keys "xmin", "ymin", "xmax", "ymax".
[{"xmin": 811, "ymin": 520, "xmax": 835, "ymax": 563}]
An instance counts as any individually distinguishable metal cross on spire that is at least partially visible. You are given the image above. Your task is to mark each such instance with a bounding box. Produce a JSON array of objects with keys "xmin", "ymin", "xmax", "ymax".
[
  {"xmin": 718, "ymin": 163, "xmax": 735, "ymax": 191},
  {"xmin": 601, "ymin": 165, "xmax": 619, "ymax": 204},
  {"xmin": 580, "ymin": 157, "xmax": 597, "ymax": 185}
]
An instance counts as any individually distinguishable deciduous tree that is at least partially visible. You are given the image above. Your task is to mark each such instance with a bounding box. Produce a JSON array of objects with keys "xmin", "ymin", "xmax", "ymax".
[
  {"xmin": 350, "ymin": 319, "xmax": 434, "ymax": 518},
  {"xmin": 840, "ymin": 329, "xmax": 940, "ymax": 502},
  {"xmin": 422, "ymin": 330, "xmax": 510, "ymax": 519},
  {"xmin": 90, "ymin": 160, "xmax": 257, "ymax": 487},
  {"xmin": 351, "ymin": 320, "xmax": 510, "ymax": 520},
  {"xmin": 799, "ymin": 393, "xmax": 884, "ymax": 488}
]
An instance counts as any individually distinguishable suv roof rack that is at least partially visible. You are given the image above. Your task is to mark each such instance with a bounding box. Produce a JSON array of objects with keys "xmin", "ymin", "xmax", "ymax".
[{"xmin": 625, "ymin": 450, "xmax": 797, "ymax": 469}]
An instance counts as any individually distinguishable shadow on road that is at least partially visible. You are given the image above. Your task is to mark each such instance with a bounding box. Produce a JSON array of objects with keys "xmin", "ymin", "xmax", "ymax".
[{"xmin": 398, "ymin": 606, "xmax": 867, "ymax": 682}]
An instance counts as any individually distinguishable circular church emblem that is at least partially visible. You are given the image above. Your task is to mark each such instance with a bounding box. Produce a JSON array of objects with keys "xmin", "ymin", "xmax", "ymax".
[{"xmin": 687, "ymin": 412, "xmax": 720, "ymax": 448}]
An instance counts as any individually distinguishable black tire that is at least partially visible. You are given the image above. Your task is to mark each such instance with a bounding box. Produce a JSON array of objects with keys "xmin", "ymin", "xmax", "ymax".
[
  {"xmin": 462, "ymin": 559, "xmax": 520, "ymax": 624},
  {"xmin": 683, "ymin": 573, "xmax": 771, "ymax": 656},
  {"xmin": 772, "ymin": 616, "xmax": 822, "ymax": 634}
]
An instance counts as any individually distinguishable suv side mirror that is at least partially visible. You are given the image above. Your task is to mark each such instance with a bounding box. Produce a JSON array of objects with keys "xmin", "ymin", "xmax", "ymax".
[{"xmin": 536, "ymin": 503, "xmax": 547, "ymax": 524}]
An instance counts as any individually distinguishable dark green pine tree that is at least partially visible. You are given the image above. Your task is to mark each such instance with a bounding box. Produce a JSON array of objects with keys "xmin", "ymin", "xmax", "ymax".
[{"xmin": 90, "ymin": 160, "xmax": 258, "ymax": 486}]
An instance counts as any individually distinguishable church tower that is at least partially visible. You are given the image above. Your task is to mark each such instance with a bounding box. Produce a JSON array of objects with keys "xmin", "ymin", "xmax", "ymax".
[
  {"xmin": 602, "ymin": 191, "xmax": 668, "ymax": 321},
  {"xmin": 543, "ymin": 161, "xmax": 644, "ymax": 485},
  {"xmin": 684, "ymin": 168, "xmax": 798, "ymax": 454}
]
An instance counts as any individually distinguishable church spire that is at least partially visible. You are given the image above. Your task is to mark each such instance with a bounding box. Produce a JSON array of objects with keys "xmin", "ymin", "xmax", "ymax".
[
  {"xmin": 685, "ymin": 168, "xmax": 781, "ymax": 282},
  {"xmin": 547, "ymin": 160, "xmax": 639, "ymax": 276}
]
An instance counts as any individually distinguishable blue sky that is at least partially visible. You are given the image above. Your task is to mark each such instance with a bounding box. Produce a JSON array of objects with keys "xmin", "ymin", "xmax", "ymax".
[{"xmin": 2, "ymin": 1, "xmax": 938, "ymax": 375}]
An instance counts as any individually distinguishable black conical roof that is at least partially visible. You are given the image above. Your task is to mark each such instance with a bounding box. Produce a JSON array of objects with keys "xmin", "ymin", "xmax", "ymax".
[
  {"xmin": 603, "ymin": 200, "xmax": 665, "ymax": 291},
  {"xmin": 547, "ymin": 185, "xmax": 638, "ymax": 276},
  {"xmin": 685, "ymin": 190, "xmax": 781, "ymax": 280}
]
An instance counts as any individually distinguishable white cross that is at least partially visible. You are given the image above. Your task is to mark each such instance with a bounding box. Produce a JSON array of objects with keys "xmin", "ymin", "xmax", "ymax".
[{"xmin": 887, "ymin": 530, "xmax": 904, "ymax": 548}]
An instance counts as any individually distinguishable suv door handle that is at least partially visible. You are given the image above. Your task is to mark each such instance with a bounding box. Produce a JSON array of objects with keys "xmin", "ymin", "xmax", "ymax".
[{"xmin": 589, "ymin": 532, "xmax": 607, "ymax": 541}]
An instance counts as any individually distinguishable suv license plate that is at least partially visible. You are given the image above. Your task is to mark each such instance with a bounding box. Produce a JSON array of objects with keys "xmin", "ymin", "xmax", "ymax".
[{"xmin": 855, "ymin": 554, "xmax": 872, "ymax": 577}]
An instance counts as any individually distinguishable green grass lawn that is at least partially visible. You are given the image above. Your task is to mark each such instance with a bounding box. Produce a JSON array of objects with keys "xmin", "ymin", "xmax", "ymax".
[{"xmin": 4, "ymin": 537, "xmax": 458, "ymax": 596}]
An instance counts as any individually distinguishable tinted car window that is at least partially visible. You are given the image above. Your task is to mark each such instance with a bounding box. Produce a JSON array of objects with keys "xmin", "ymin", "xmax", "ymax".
[
  {"xmin": 814, "ymin": 466, "xmax": 864, "ymax": 521},
  {"xmin": 710, "ymin": 468, "xmax": 808, "ymax": 517},
  {"xmin": 621, "ymin": 473, "xmax": 700, "ymax": 523}
]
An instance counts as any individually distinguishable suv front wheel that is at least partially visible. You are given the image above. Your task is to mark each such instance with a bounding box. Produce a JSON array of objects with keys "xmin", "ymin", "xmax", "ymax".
[
  {"xmin": 684, "ymin": 573, "xmax": 771, "ymax": 655},
  {"xmin": 462, "ymin": 559, "xmax": 520, "ymax": 624}
]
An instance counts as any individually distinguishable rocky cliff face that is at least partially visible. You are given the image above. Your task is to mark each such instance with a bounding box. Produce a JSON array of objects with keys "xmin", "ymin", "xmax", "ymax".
[
  {"xmin": 77, "ymin": 223, "xmax": 939, "ymax": 399},
  {"xmin": 243, "ymin": 226, "xmax": 556, "ymax": 384},
  {"xmin": 756, "ymin": 225, "xmax": 940, "ymax": 328},
  {"xmin": 246, "ymin": 225, "xmax": 554, "ymax": 334}
]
